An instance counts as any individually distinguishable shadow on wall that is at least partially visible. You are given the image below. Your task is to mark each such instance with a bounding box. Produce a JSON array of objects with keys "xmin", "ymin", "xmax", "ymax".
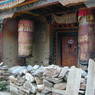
[{"xmin": 26, "ymin": 16, "xmax": 50, "ymax": 66}]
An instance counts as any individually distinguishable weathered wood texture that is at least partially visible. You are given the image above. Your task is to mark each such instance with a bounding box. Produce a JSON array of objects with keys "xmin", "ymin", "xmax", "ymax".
[{"xmin": 59, "ymin": 0, "xmax": 86, "ymax": 6}]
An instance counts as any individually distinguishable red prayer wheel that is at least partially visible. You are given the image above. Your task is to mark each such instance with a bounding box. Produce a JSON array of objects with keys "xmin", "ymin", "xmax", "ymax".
[
  {"xmin": 78, "ymin": 8, "xmax": 95, "ymax": 63},
  {"xmin": 18, "ymin": 19, "xmax": 33, "ymax": 57}
]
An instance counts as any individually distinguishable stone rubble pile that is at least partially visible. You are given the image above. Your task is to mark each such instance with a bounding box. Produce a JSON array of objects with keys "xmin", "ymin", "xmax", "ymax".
[
  {"xmin": 9, "ymin": 65, "xmax": 87, "ymax": 95},
  {"xmin": 0, "ymin": 62, "xmax": 10, "ymax": 91}
]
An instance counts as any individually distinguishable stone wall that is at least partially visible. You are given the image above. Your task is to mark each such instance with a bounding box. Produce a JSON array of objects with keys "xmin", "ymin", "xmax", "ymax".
[
  {"xmin": 3, "ymin": 18, "xmax": 18, "ymax": 67},
  {"xmin": 26, "ymin": 16, "xmax": 50, "ymax": 66}
]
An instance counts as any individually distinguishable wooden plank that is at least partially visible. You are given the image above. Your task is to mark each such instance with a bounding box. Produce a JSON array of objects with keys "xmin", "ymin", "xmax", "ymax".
[
  {"xmin": 65, "ymin": 66, "xmax": 82, "ymax": 95},
  {"xmin": 85, "ymin": 59, "xmax": 95, "ymax": 95}
]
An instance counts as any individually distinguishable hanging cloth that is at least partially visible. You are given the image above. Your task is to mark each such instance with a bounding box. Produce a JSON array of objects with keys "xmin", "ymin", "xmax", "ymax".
[{"xmin": 53, "ymin": 13, "xmax": 77, "ymax": 24}]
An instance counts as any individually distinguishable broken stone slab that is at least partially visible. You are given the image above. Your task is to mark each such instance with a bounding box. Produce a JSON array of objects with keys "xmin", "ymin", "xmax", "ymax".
[
  {"xmin": 80, "ymin": 83, "xmax": 86, "ymax": 90},
  {"xmin": 52, "ymin": 93, "xmax": 63, "ymax": 95},
  {"xmin": 43, "ymin": 79, "xmax": 54, "ymax": 87},
  {"xmin": 36, "ymin": 92, "xmax": 41, "ymax": 95},
  {"xmin": 45, "ymin": 77, "xmax": 63, "ymax": 84},
  {"xmin": 27, "ymin": 65, "xmax": 33, "ymax": 71},
  {"xmin": 54, "ymin": 83, "xmax": 66, "ymax": 90},
  {"xmin": 9, "ymin": 76, "xmax": 17, "ymax": 84},
  {"xmin": 81, "ymin": 70, "xmax": 87, "ymax": 78},
  {"xmin": 24, "ymin": 73, "xmax": 35, "ymax": 83},
  {"xmin": 10, "ymin": 85, "xmax": 19, "ymax": 95},
  {"xmin": 41, "ymin": 93, "xmax": 52, "ymax": 95},
  {"xmin": 18, "ymin": 89, "xmax": 29, "ymax": 95},
  {"xmin": 37, "ymin": 84, "xmax": 44, "ymax": 92},
  {"xmin": 35, "ymin": 77, "xmax": 43, "ymax": 85},
  {"xmin": 43, "ymin": 65, "xmax": 61, "ymax": 78},
  {"xmin": 32, "ymin": 66, "xmax": 45, "ymax": 77},
  {"xmin": 23, "ymin": 81, "xmax": 37, "ymax": 94},
  {"xmin": 47, "ymin": 87, "xmax": 65, "ymax": 95},
  {"xmin": 58, "ymin": 67, "xmax": 69, "ymax": 78},
  {"xmin": 41, "ymin": 87, "xmax": 52, "ymax": 95},
  {"xmin": 15, "ymin": 77, "xmax": 26, "ymax": 86},
  {"xmin": 9, "ymin": 66, "xmax": 27, "ymax": 75}
]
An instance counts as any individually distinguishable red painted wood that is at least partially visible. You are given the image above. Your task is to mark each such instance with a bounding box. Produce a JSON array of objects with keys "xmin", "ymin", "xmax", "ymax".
[{"xmin": 62, "ymin": 35, "xmax": 78, "ymax": 66}]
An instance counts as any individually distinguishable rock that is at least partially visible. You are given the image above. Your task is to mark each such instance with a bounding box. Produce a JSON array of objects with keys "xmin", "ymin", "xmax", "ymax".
[
  {"xmin": 10, "ymin": 84, "xmax": 19, "ymax": 95},
  {"xmin": 27, "ymin": 65, "xmax": 33, "ymax": 71},
  {"xmin": 35, "ymin": 77, "xmax": 43, "ymax": 85},
  {"xmin": 80, "ymin": 83, "xmax": 86, "ymax": 90},
  {"xmin": 24, "ymin": 73, "xmax": 35, "ymax": 83},
  {"xmin": 37, "ymin": 84, "xmax": 44, "ymax": 92},
  {"xmin": 23, "ymin": 81, "xmax": 37, "ymax": 94},
  {"xmin": 46, "ymin": 77, "xmax": 63, "ymax": 84},
  {"xmin": 52, "ymin": 93, "xmax": 63, "ymax": 95},
  {"xmin": 32, "ymin": 66, "xmax": 45, "ymax": 77},
  {"xmin": 9, "ymin": 76, "xmax": 17, "ymax": 83},
  {"xmin": 54, "ymin": 83, "xmax": 66, "ymax": 90},
  {"xmin": 33, "ymin": 65, "xmax": 40, "ymax": 71},
  {"xmin": 15, "ymin": 76, "xmax": 26, "ymax": 86},
  {"xmin": 81, "ymin": 78, "xmax": 86, "ymax": 84},
  {"xmin": 43, "ymin": 65, "xmax": 61, "ymax": 78},
  {"xmin": 81, "ymin": 70, "xmax": 87, "ymax": 78},
  {"xmin": 43, "ymin": 79, "xmax": 54, "ymax": 87},
  {"xmin": 41, "ymin": 87, "xmax": 52, "ymax": 94},
  {"xmin": 58, "ymin": 67, "xmax": 69, "ymax": 78},
  {"xmin": 9, "ymin": 66, "xmax": 27, "ymax": 75},
  {"xmin": 36, "ymin": 92, "xmax": 41, "ymax": 95}
]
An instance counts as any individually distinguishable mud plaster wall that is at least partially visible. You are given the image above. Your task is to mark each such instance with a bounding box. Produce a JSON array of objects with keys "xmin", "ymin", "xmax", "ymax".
[
  {"xmin": 3, "ymin": 18, "xmax": 18, "ymax": 67},
  {"xmin": 26, "ymin": 17, "xmax": 50, "ymax": 66},
  {"xmin": 2, "ymin": 17, "xmax": 50, "ymax": 66},
  {"xmin": 0, "ymin": 21, "xmax": 3, "ymax": 62}
]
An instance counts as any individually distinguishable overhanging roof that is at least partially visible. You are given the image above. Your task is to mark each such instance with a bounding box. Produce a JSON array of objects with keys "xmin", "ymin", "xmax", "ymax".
[
  {"xmin": 0, "ymin": 0, "xmax": 38, "ymax": 10},
  {"xmin": 0, "ymin": 0, "xmax": 87, "ymax": 16}
]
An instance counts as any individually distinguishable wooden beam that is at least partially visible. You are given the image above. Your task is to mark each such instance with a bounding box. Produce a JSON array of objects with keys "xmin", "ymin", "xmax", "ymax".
[
  {"xmin": 13, "ymin": 11, "xmax": 40, "ymax": 18},
  {"xmin": 59, "ymin": 0, "xmax": 86, "ymax": 6},
  {"xmin": 0, "ymin": 0, "xmax": 59, "ymax": 15}
]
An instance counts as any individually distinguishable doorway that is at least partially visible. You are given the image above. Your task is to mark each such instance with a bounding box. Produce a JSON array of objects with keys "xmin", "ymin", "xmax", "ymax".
[{"xmin": 58, "ymin": 32, "xmax": 78, "ymax": 66}]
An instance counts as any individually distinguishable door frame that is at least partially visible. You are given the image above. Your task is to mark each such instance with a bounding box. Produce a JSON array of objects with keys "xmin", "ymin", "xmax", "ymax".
[{"xmin": 56, "ymin": 31, "xmax": 78, "ymax": 66}]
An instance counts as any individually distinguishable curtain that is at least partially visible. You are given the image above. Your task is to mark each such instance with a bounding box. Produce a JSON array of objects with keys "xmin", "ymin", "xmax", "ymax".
[{"xmin": 53, "ymin": 13, "xmax": 77, "ymax": 24}]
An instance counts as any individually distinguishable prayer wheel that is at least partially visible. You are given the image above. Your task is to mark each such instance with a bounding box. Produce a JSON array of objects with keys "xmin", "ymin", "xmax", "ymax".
[
  {"xmin": 78, "ymin": 8, "xmax": 95, "ymax": 64},
  {"xmin": 18, "ymin": 19, "xmax": 33, "ymax": 57}
]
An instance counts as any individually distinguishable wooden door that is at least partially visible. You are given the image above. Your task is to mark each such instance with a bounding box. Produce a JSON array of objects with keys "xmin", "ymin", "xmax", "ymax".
[{"xmin": 62, "ymin": 35, "xmax": 78, "ymax": 66}]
